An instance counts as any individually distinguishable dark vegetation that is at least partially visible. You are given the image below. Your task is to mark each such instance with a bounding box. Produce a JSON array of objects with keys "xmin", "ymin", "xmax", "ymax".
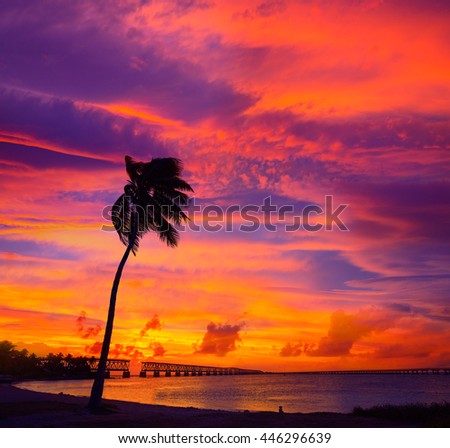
[
  {"xmin": 0, "ymin": 340, "xmax": 93, "ymax": 380},
  {"xmin": 353, "ymin": 402, "xmax": 450, "ymax": 427}
]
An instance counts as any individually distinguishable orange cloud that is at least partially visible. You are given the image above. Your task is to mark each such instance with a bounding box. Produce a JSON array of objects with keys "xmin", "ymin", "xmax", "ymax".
[
  {"xmin": 279, "ymin": 341, "xmax": 303, "ymax": 357},
  {"xmin": 85, "ymin": 341, "xmax": 102, "ymax": 355},
  {"xmin": 306, "ymin": 307, "xmax": 403, "ymax": 357},
  {"xmin": 149, "ymin": 342, "xmax": 166, "ymax": 357},
  {"xmin": 76, "ymin": 311, "xmax": 102, "ymax": 339},
  {"xmin": 139, "ymin": 315, "xmax": 162, "ymax": 337},
  {"xmin": 194, "ymin": 322, "xmax": 244, "ymax": 357},
  {"xmin": 109, "ymin": 344, "xmax": 144, "ymax": 360}
]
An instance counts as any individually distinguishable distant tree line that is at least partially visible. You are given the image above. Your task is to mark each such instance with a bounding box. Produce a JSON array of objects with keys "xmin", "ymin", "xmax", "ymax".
[{"xmin": 0, "ymin": 340, "xmax": 95, "ymax": 379}]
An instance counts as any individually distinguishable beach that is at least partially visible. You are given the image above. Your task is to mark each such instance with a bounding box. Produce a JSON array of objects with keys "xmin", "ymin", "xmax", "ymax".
[{"xmin": 0, "ymin": 384, "xmax": 410, "ymax": 428}]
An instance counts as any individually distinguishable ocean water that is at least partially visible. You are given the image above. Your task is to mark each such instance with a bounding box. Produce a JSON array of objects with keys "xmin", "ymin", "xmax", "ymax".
[{"xmin": 17, "ymin": 373, "xmax": 450, "ymax": 414}]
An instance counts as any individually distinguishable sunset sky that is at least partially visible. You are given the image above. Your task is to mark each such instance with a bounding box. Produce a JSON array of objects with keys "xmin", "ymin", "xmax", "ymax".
[{"xmin": 1, "ymin": 0, "xmax": 450, "ymax": 372}]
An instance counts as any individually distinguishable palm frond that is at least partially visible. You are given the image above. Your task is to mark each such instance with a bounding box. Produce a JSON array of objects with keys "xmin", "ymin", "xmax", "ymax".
[
  {"xmin": 129, "ymin": 209, "xmax": 141, "ymax": 255},
  {"xmin": 153, "ymin": 177, "xmax": 194, "ymax": 193},
  {"xmin": 151, "ymin": 192, "xmax": 189, "ymax": 225},
  {"xmin": 125, "ymin": 155, "xmax": 144, "ymax": 182},
  {"xmin": 157, "ymin": 221, "xmax": 179, "ymax": 247},
  {"xmin": 155, "ymin": 187, "xmax": 190, "ymax": 206},
  {"xmin": 143, "ymin": 157, "xmax": 183, "ymax": 178},
  {"xmin": 112, "ymin": 194, "xmax": 131, "ymax": 247},
  {"xmin": 113, "ymin": 155, "xmax": 193, "ymax": 253}
]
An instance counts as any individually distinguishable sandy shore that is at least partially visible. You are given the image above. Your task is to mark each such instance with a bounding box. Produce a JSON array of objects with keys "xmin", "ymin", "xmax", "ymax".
[{"xmin": 0, "ymin": 384, "xmax": 408, "ymax": 428}]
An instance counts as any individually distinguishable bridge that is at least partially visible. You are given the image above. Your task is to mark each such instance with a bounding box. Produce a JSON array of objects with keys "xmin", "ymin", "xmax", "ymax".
[
  {"xmin": 37, "ymin": 356, "xmax": 131, "ymax": 378},
  {"xmin": 293, "ymin": 368, "xmax": 450, "ymax": 375},
  {"xmin": 87, "ymin": 358, "xmax": 131, "ymax": 378},
  {"xmin": 139, "ymin": 361, "xmax": 263, "ymax": 377}
]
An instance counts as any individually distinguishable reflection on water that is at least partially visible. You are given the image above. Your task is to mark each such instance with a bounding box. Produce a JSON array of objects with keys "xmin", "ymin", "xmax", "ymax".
[{"xmin": 17, "ymin": 373, "xmax": 450, "ymax": 413}]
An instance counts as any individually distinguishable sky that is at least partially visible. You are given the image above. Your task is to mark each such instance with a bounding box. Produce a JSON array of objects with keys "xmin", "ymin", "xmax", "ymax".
[{"xmin": 1, "ymin": 0, "xmax": 449, "ymax": 373}]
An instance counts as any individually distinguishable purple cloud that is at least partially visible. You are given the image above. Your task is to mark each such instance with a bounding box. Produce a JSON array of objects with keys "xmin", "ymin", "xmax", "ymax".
[
  {"xmin": 0, "ymin": 142, "xmax": 117, "ymax": 170},
  {"xmin": 0, "ymin": 87, "xmax": 167, "ymax": 159},
  {"xmin": 0, "ymin": 1, "xmax": 255, "ymax": 123},
  {"xmin": 0, "ymin": 237, "xmax": 80, "ymax": 261}
]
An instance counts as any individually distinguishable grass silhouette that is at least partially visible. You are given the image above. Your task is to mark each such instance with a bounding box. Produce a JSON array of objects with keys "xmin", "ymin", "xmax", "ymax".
[{"xmin": 353, "ymin": 402, "xmax": 450, "ymax": 427}]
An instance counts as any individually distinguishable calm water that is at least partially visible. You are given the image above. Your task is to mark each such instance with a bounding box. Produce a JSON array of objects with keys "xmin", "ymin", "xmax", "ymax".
[{"xmin": 17, "ymin": 373, "xmax": 450, "ymax": 414}]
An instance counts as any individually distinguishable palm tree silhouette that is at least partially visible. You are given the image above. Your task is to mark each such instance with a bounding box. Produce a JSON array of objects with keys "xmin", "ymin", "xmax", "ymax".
[{"xmin": 88, "ymin": 155, "xmax": 193, "ymax": 409}]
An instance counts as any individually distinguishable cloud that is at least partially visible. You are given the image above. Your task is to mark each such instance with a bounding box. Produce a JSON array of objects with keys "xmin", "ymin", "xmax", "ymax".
[
  {"xmin": 85, "ymin": 341, "xmax": 102, "ymax": 355},
  {"xmin": 109, "ymin": 343, "xmax": 144, "ymax": 360},
  {"xmin": 139, "ymin": 315, "xmax": 163, "ymax": 337},
  {"xmin": 237, "ymin": 110, "xmax": 450, "ymax": 173},
  {"xmin": 392, "ymin": 0, "xmax": 450, "ymax": 12},
  {"xmin": 194, "ymin": 322, "xmax": 244, "ymax": 357},
  {"xmin": 285, "ymin": 250, "xmax": 375, "ymax": 292},
  {"xmin": 255, "ymin": 1, "xmax": 286, "ymax": 17},
  {"xmin": 149, "ymin": 342, "xmax": 166, "ymax": 357},
  {"xmin": 0, "ymin": 306, "xmax": 101, "ymax": 351},
  {"xmin": 0, "ymin": 86, "xmax": 167, "ymax": 160},
  {"xmin": 287, "ymin": 113, "xmax": 450, "ymax": 151},
  {"xmin": 306, "ymin": 307, "xmax": 403, "ymax": 357},
  {"xmin": 279, "ymin": 341, "xmax": 302, "ymax": 357},
  {"xmin": 0, "ymin": 141, "xmax": 117, "ymax": 171},
  {"xmin": 76, "ymin": 311, "xmax": 102, "ymax": 339},
  {"xmin": 237, "ymin": 1, "xmax": 286, "ymax": 19},
  {"xmin": 154, "ymin": 0, "xmax": 213, "ymax": 18},
  {"xmin": 0, "ymin": 1, "xmax": 255, "ymax": 123},
  {"xmin": 0, "ymin": 237, "xmax": 80, "ymax": 262}
]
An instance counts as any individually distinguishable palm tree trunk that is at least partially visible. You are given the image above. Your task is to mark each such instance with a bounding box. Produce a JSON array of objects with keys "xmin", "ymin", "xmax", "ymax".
[{"xmin": 88, "ymin": 219, "xmax": 137, "ymax": 410}]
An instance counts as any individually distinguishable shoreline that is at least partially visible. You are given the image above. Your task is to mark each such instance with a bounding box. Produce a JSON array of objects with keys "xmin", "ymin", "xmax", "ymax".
[{"xmin": 0, "ymin": 383, "xmax": 411, "ymax": 428}]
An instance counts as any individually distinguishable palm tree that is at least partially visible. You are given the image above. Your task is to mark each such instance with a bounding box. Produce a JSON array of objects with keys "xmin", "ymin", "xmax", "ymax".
[{"xmin": 88, "ymin": 155, "xmax": 193, "ymax": 410}]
